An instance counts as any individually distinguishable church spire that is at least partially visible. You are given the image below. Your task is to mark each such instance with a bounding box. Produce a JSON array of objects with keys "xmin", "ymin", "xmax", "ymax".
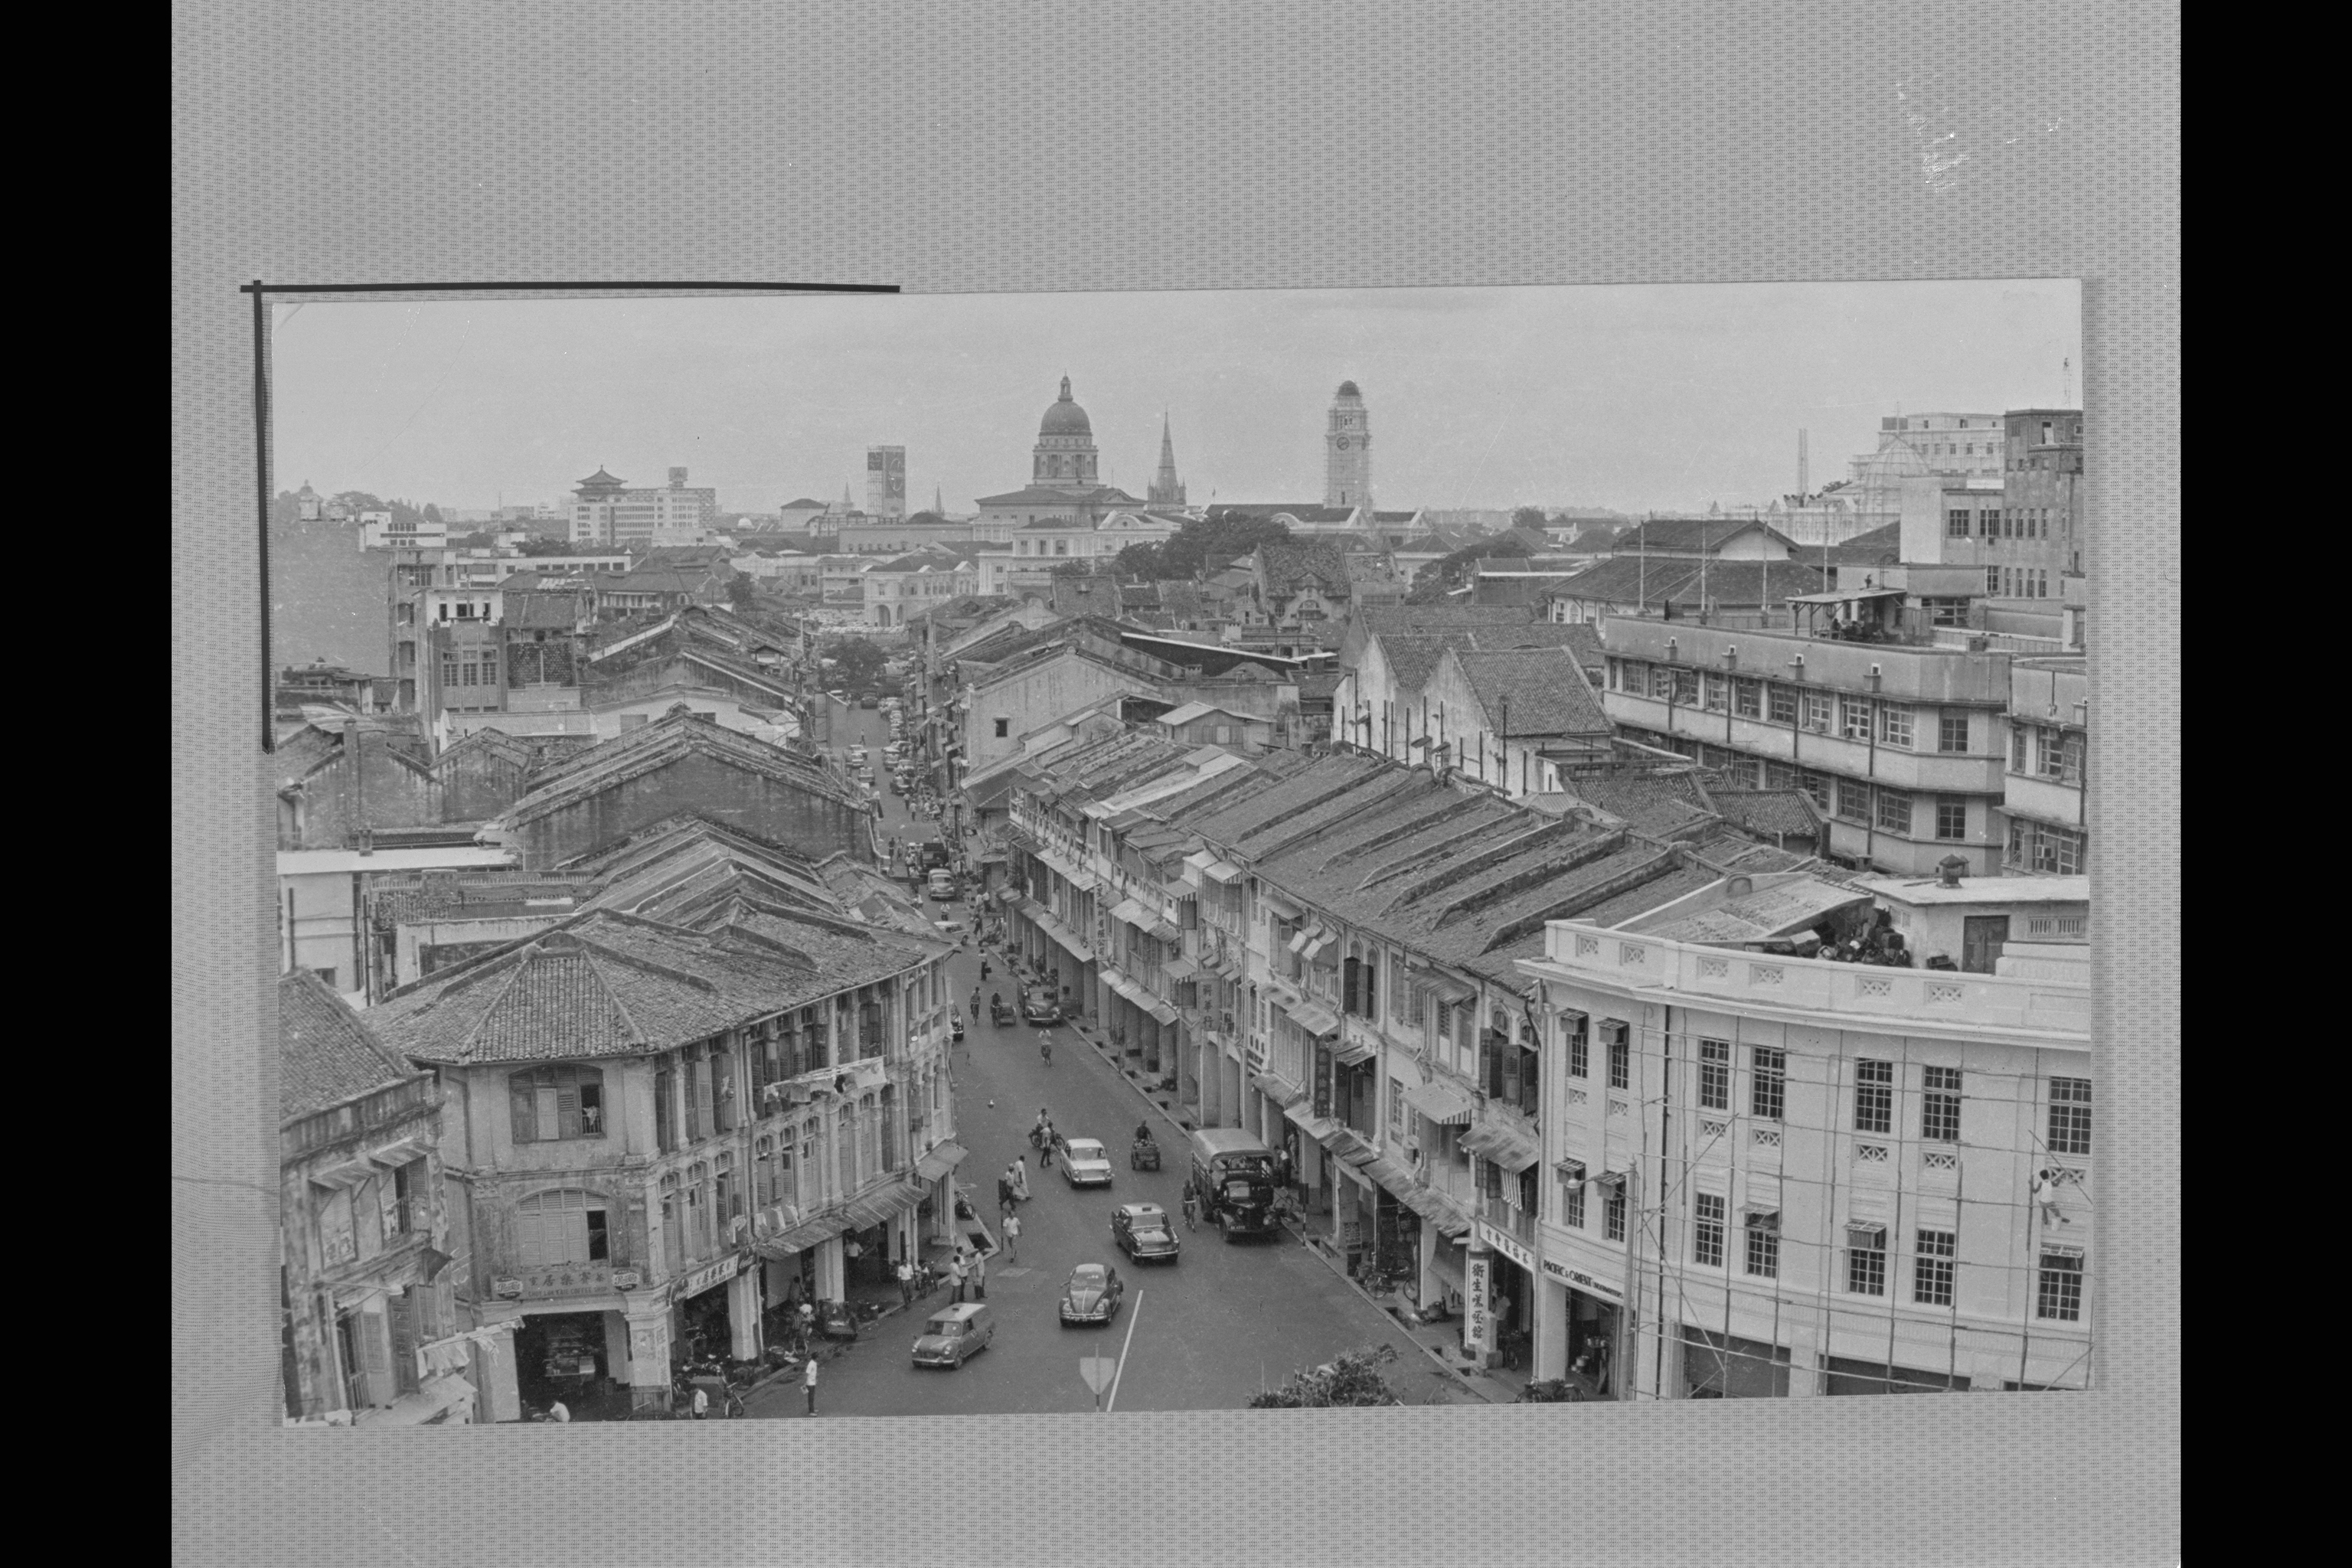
[{"xmin": 1149, "ymin": 411, "xmax": 1186, "ymax": 508}]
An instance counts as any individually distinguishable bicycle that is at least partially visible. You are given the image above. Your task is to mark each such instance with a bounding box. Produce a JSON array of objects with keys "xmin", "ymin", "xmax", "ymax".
[
  {"xmin": 1182, "ymin": 1194, "xmax": 1198, "ymax": 1232},
  {"xmin": 1038, "ymin": 1035, "xmax": 1052, "ymax": 1067}
]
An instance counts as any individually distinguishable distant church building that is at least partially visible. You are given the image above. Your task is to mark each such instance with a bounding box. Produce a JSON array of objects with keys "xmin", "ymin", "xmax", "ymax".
[
  {"xmin": 974, "ymin": 376, "xmax": 1149, "ymax": 540},
  {"xmin": 1148, "ymin": 414, "xmax": 1187, "ymax": 508},
  {"xmin": 1325, "ymin": 380, "xmax": 1372, "ymax": 510}
]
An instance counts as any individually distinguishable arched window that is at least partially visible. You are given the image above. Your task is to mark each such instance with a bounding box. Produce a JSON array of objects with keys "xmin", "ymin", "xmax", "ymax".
[
  {"xmin": 514, "ymin": 1188, "xmax": 608, "ymax": 1267},
  {"xmin": 508, "ymin": 1065, "xmax": 605, "ymax": 1142}
]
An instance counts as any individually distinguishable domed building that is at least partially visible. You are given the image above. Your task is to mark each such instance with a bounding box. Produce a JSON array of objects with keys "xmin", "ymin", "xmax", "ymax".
[
  {"xmin": 1032, "ymin": 377, "xmax": 1099, "ymax": 487},
  {"xmin": 973, "ymin": 374, "xmax": 1180, "ymax": 548}
]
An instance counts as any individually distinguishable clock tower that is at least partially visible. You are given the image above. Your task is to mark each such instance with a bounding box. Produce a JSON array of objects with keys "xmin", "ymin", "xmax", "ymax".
[{"xmin": 1325, "ymin": 380, "xmax": 1372, "ymax": 511}]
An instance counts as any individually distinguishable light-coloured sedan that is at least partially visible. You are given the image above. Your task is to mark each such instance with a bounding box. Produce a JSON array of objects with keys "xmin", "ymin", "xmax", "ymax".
[{"xmin": 1056, "ymin": 1136, "xmax": 1114, "ymax": 1187}]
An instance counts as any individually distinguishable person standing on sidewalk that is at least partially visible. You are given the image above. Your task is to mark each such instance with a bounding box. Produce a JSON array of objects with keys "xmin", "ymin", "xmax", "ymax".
[
  {"xmin": 947, "ymin": 1251, "xmax": 968, "ymax": 1303},
  {"xmin": 802, "ymin": 1355, "xmax": 819, "ymax": 1416},
  {"xmin": 1012, "ymin": 1156, "xmax": 1031, "ymax": 1201},
  {"xmin": 971, "ymin": 1248, "xmax": 988, "ymax": 1302},
  {"xmin": 1001, "ymin": 1211, "xmax": 1021, "ymax": 1263},
  {"xmin": 895, "ymin": 1258, "xmax": 914, "ymax": 1308}
]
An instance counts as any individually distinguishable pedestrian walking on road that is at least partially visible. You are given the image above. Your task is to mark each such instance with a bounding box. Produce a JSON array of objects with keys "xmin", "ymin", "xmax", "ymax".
[
  {"xmin": 1040, "ymin": 1135, "xmax": 1054, "ymax": 1174},
  {"xmin": 796, "ymin": 1299, "xmax": 816, "ymax": 1354},
  {"xmin": 998, "ymin": 1174, "xmax": 1015, "ymax": 1217},
  {"xmin": 1001, "ymin": 1212, "xmax": 1021, "ymax": 1263},
  {"xmin": 802, "ymin": 1356, "xmax": 819, "ymax": 1415},
  {"xmin": 1013, "ymin": 1157, "xmax": 1031, "ymax": 1201}
]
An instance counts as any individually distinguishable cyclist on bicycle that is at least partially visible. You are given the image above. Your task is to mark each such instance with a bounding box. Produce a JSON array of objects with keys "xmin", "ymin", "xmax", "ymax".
[
  {"xmin": 1037, "ymin": 1031, "xmax": 1051, "ymax": 1065},
  {"xmin": 1181, "ymin": 1178, "xmax": 1199, "ymax": 1231}
]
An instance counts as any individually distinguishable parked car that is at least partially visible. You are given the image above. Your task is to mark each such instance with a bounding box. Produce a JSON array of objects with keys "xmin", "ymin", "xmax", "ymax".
[
  {"xmin": 1057, "ymin": 1263, "xmax": 1125, "ymax": 1325},
  {"xmin": 1021, "ymin": 995, "xmax": 1063, "ymax": 1026},
  {"xmin": 1111, "ymin": 1202, "xmax": 1180, "ymax": 1263},
  {"xmin": 861, "ymin": 695, "xmax": 878, "ymax": 709},
  {"xmin": 1057, "ymin": 1136, "xmax": 1114, "ymax": 1187},
  {"xmin": 927, "ymin": 869, "xmax": 958, "ymax": 902},
  {"xmin": 910, "ymin": 1302, "xmax": 995, "ymax": 1368}
]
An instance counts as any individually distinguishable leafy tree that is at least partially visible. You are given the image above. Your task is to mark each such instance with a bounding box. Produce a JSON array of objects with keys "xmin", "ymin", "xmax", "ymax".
[
  {"xmin": 1245, "ymin": 1344, "xmax": 1406, "ymax": 1408},
  {"xmin": 1050, "ymin": 559, "xmax": 1099, "ymax": 577},
  {"xmin": 1121, "ymin": 511, "xmax": 1296, "ymax": 583},
  {"xmin": 725, "ymin": 574, "xmax": 760, "ymax": 610},
  {"xmin": 423, "ymin": 503, "xmax": 445, "ymax": 524},
  {"xmin": 1403, "ymin": 534, "xmax": 1535, "ymax": 604},
  {"xmin": 1511, "ymin": 505, "xmax": 1550, "ymax": 534},
  {"xmin": 828, "ymin": 635, "xmax": 887, "ymax": 689},
  {"xmin": 515, "ymin": 536, "xmax": 575, "ymax": 557}
]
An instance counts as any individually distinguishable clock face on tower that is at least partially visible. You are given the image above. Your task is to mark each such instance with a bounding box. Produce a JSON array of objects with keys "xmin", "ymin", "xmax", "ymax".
[{"xmin": 1334, "ymin": 438, "xmax": 1349, "ymax": 450}]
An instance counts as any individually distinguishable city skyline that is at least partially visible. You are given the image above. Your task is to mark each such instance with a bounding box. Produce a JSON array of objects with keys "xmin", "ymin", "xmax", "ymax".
[{"xmin": 273, "ymin": 280, "xmax": 2080, "ymax": 520}]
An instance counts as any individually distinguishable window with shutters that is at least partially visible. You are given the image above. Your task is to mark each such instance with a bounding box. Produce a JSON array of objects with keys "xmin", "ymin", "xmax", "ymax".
[
  {"xmin": 1608, "ymin": 1036, "xmax": 1629, "ymax": 1091},
  {"xmin": 710, "ymin": 1047, "xmax": 736, "ymax": 1132},
  {"xmin": 655, "ymin": 1067, "xmax": 676, "ymax": 1153},
  {"xmin": 1914, "ymin": 1229, "xmax": 1956, "ymax": 1306},
  {"xmin": 508, "ymin": 1066, "xmax": 606, "ymax": 1142},
  {"xmin": 2047, "ymin": 1078, "xmax": 2092, "ymax": 1156},
  {"xmin": 1921, "ymin": 1067, "xmax": 1962, "ymax": 1142},
  {"xmin": 1559, "ymin": 1177, "xmax": 1584, "ymax": 1229},
  {"xmin": 1846, "ymin": 1227, "xmax": 1887, "ymax": 1295},
  {"xmin": 1697, "ymin": 1040, "xmax": 1730, "ymax": 1110},
  {"xmin": 1692, "ymin": 1194, "xmax": 1726, "ymax": 1267},
  {"xmin": 1564, "ymin": 1015, "xmax": 1589, "ymax": 1079},
  {"xmin": 682, "ymin": 1056, "xmax": 704, "ymax": 1142},
  {"xmin": 1854, "ymin": 1059, "xmax": 1893, "ymax": 1134},
  {"xmin": 514, "ymin": 1188, "xmax": 608, "ymax": 1268},
  {"xmin": 1604, "ymin": 1191, "xmax": 1627, "ymax": 1243}
]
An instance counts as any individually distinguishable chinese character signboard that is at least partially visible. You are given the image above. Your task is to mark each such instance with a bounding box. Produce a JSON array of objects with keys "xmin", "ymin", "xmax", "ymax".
[{"xmin": 1463, "ymin": 1250, "xmax": 1492, "ymax": 1360}]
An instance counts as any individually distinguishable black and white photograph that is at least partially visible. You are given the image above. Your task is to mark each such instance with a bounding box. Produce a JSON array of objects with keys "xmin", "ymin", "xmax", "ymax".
[{"xmin": 263, "ymin": 280, "xmax": 2096, "ymax": 1426}]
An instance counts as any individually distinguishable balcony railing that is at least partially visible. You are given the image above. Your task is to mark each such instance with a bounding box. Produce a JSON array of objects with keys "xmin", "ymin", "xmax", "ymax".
[{"xmin": 1483, "ymin": 1197, "xmax": 1537, "ymax": 1246}]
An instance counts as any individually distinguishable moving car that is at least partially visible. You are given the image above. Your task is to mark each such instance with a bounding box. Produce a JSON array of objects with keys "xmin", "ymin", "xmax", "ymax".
[
  {"xmin": 1057, "ymin": 1263, "xmax": 1125, "ymax": 1325},
  {"xmin": 1020, "ymin": 995, "xmax": 1063, "ymax": 1026},
  {"xmin": 910, "ymin": 1302, "xmax": 995, "ymax": 1368},
  {"xmin": 1057, "ymin": 1136, "xmax": 1114, "ymax": 1187},
  {"xmin": 927, "ymin": 869, "xmax": 958, "ymax": 901},
  {"xmin": 1111, "ymin": 1203, "xmax": 1180, "ymax": 1263}
]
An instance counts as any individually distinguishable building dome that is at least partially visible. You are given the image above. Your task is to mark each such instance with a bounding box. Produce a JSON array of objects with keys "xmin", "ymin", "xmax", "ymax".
[
  {"xmin": 1336, "ymin": 380, "xmax": 1361, "ymax": 398},
  {"xmin": 1040, "ymin": 376, "xmax": 1093, "ymax": 437}
]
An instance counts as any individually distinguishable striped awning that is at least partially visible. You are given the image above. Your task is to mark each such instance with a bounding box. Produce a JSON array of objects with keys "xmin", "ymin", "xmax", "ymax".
[
  {"xmin": 1403, "ymin": 1078, "xmax": 1476, "ymax": 1125},
  {"xmin": 752, "ymin": 1208, "xmax": 853, "ymax": 1260},
  {"xmin": 1201, "ymin": 860, "xmax": 1242, "ymax": 884},
  {"xmin": 1460, "ymin": 1120, "xmax": 1543, "ymax": 1174}
]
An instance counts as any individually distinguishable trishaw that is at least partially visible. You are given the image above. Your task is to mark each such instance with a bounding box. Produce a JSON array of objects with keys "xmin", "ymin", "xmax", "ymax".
[
  {"xmin": 1130, "ymin": 1135, "xmax": 1162, "ymax": 1171},
  {"xmin": 990, "ymin": 998, "xmax": 1013, "ymax": 1027}
]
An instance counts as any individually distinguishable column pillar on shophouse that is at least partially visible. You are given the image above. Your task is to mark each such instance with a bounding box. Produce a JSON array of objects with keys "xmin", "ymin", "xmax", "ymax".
[
  {"xmin": 727, "ymin": 1268, "xmax": 762, "ymax": 1361},
  {"xmin": 622, "ymin": 1302, "xmax": 673, "ymax": 1410}
]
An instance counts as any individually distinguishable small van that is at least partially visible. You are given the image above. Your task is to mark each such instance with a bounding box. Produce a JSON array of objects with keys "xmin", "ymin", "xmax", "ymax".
[{"xmin": 910, "ymin": 1301, "xmax": 995, "ymax": 1369}]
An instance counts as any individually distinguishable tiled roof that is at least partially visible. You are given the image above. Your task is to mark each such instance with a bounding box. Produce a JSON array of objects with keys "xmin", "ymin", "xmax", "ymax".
[
  {"xmin": 1557, "ymin": 767, "xmax": 1718, "ymax": 839},
  {"xmin": 1824, "ymin": 522, "xmax": 1902, "ymax": 563},
  {"xmin": 1704, "ymin": 789, "xmax": 1821, "ymax": 840},
  {"xmin": 1357, "ymin": 605, "xmax": 1536, "ymax": 636},
  {"xmin": 1257, "ymin": 540, "xmax": 1352, "ymax": 591},
  {"xmin": 1609, "ymin": 518, "xmax": 1796, "ymax": 555},
  {"xmin": 1373, "ymin": 622, "xmax": 1598, "ymax": 697},
  {"xmin": 1446, "ymin": 646, "xmax": 1610, "ymax": 737},
  {"xmin": 498, "ymin": 705, "xmax": 860, "ymax": 828},
  {"xmin": 279, "ymin": 969, "xmax": 422, "ymax": 1122},
  {"xmin": 1567, "ymin": 864, "xmax": 1721, "ymax": 928}
]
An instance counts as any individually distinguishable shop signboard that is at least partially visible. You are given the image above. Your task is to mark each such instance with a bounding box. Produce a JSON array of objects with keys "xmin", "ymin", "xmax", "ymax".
[
  {"xmin": 679, "ymin": 1254, "xmax": 741, "ymax": 1300},
  {"xmin": 1540, "ymin": 1255, "xmax": 1621, "ymax": 1302},
  {"xmin": 1463, "ymin": 1250, "xmax": 1492, "ymax": 1359},
  {"xmin": 1477, "ymin": 1220, "xmax": 1537, "ymax": 1276}
]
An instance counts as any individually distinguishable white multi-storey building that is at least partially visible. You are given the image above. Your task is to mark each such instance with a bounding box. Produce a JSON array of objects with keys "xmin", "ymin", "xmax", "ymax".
[{"xmin": 1514, "ymin": 871, "xmax": 2092, "ymax": 1399}]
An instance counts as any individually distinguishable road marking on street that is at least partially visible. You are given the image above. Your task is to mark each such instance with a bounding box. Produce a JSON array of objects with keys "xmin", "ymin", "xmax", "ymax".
[{"xmin": 1102, "ymin": 1289, "xmax": 1143, "ymax": 1413}]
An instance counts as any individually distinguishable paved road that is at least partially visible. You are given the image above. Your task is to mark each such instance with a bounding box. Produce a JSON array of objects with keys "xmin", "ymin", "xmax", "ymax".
[{"xmin": 746, "ymin": 696, "xmax": 1467, "ymax": 1417}]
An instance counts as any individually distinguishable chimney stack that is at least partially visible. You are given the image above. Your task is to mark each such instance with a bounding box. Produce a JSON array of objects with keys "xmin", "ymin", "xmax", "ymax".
[{"xmin": 1936, "ymin": 854, "xmax": 1968, "ymax": 888}]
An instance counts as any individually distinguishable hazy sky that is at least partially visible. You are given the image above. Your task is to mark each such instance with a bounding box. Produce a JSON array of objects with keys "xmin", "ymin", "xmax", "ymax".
[{"xmin": 274, "ymin": 280, "xmax": 2079, "ymax": 518}]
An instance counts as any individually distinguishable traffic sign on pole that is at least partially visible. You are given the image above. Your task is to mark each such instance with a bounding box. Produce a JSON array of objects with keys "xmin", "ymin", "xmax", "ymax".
[{"xmin": 1078, "ymin": 1356, "xmax": 1117, "ymax": 1410}]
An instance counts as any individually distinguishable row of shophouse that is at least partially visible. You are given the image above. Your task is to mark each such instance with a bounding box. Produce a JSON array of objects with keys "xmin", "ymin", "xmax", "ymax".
[
  {"xmin": 992, "ymin": 737, "xmax": 2095, "ymax": 1400},
  {"xmin": 278, "ymin": 751, "xmax": 970, "ymax": 1423}
]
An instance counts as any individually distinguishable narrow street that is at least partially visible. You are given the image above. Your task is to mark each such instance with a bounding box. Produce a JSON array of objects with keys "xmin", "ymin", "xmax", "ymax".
[{"xmin": 745, "ymin": 691, "xmax": 1469, "ymax": 1418}]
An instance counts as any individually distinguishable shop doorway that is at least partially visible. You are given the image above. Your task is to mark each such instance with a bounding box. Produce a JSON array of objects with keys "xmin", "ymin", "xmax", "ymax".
[
  {"xmin": 513, "ymin": 1311, "xmax": 608, "ymax": 1412},
  {"xmin": 1564, "ymin": 1289, "xmax": 1619, "ymax": 1396},
  {"xmin": 676, "ymin": 1283, "xmax": 733, "ymax": 1366}
]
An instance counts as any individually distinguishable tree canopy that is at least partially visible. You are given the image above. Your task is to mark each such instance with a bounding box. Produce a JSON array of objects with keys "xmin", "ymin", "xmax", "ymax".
[
  {"xmin": 1114, "ymin": 512, "xmax": 1294, "ymax": 582},
  {"xmin": 724, "ymin": 574, "xmax": 760, "ymax": 610},
  {"xmin": 1511, "ymin": 505, "xmax": 1550, "ymax": 533},
  {"xmin": 1244, "ymin": 1344, "xmax": 1407, "ymax": 1408},
  {"xmin": 1403, "ymin": 533, "xmax": 1534, "ymax": 605},
  {"xmin": 827, "ymin": 635, "xmax": 888, "ymax": 689}
]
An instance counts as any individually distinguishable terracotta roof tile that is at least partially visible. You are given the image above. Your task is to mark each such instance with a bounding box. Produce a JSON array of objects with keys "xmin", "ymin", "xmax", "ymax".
[{"xmin": 279, "ymin": 969, "xmax": 423, "ymax": 1122}]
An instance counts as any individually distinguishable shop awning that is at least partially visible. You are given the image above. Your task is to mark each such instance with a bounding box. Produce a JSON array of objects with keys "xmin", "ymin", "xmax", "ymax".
[
  {"xmin": 1412, "ymin": 970, "xmax": 1477, "ymax": 1004},
  {"xmin": 1202, "ymin": 860, "xmax": 1243, "ymax": 884},
  {"xmin": 1183, "ymin": 849, "xmax": 1218, "ymax": 876},
  {"xmin": 753, "ymin": 1209, "xmax": 853, "ymax": 1260},
  {"xmin": 1110, "ymin": 897, "xmax": 1154, "ymax": 928},
  {"xmin": 842, "ymin": 1178, "xmax": 928, "ymax": 1230},
  {"xmin": 913, "ymin": 1141, "xmax": 970, "ymax": 1182},
  {"xmin": 1283, "ymin": 1102, "xmax": 1342, "ymax": 1142},
  {"xmin": 1333, "ymin": 1037, "xmax": 1377, "ymax": 1068},
  {"xmin": 1149, "ymin": 920, "xmax": 1184, "ymax": 945},
  {"xmin": 1461, "ymin": 1120, "xmax": 1543, "ymax": 1174},
  {"xmin": 1031, "ymin": 907, "xmax": 1095, "ymax": 960},
  {"xmin": 1161, "ymin": 955, "xmax": 1199, "ymax": 981},
  {"xmin": 366, "ymin": 1135, "xmax": 431, "ymax": 1169},
  {"xmin": 1278, "ymin": 996, "xmax": 1341, "ymax": 1037},
  {"xmin": 1261, "ymin": 890, "xmax": 1303, "ymax": 920},
  {"xmin": 1404, "ymin": 1078, "xmax": 1476, "ymax": 1125},
  {"xmin": 1360, "ymin": 1152, "xmax": 1418, "ymax": 1195},
  {"xmin": 1301, "ymin": 929, "xmax": 1337, "ymax": 962},
  {"xmin": 1250, "ymin": 1071, "xmax": 1305, "ymax": 1106}
]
